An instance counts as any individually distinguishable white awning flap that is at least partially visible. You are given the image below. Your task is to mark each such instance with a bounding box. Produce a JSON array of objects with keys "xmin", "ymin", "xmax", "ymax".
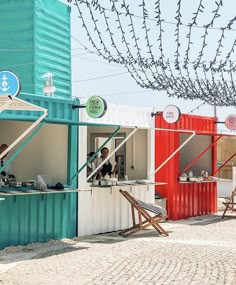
[{"xmin": 0, "ymin": 95, "xmax": 48, "ymax": 160}]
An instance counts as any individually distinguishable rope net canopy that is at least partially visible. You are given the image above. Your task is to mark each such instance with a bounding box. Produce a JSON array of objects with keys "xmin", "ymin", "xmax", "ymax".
[{"xmin": 68, "ymin": 0, "xmax": 236, "ymax": 107}]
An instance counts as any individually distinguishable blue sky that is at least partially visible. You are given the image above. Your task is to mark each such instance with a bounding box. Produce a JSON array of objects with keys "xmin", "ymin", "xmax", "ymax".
[{"xmin": 60, "ymin": 0, "xmax": 236, "ymax": 132}]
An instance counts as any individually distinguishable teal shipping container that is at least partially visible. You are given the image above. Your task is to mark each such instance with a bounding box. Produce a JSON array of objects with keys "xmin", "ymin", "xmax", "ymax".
[
  {"xmin": 0, "ymin": 0, "xmax": 71, "ymax": 98},
  {"xmin": 0, "ymin": 0, "xmax": 78, "ymax": 249}
]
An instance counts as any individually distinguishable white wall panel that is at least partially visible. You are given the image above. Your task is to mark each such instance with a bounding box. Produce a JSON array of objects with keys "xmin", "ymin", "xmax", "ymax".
[
  {"xmin": 77, "ymin": 184, "xmax": 154, "ymax": 236},
  {"xmin": 79, "ymin": 103, "xmax": 154, "ymax": 129}
]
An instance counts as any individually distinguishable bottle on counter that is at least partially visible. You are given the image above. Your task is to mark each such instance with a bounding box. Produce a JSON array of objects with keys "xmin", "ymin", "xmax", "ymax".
[
  {"xmin": 125, "ymin": 174, "xmax": 128, "ymax": 181},
  {"xmin": 188, "ymin": 171, "xmax": 193, "ymax": 178},
  {"xmin": 104, "ymin": 173, "xmax": 110, "ymax": 180}
]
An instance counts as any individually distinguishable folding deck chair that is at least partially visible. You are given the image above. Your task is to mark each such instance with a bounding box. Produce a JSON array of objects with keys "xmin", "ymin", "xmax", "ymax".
[
  {"xmin": 119, "ymin": 189, "xmax": 169, "ymax": 237},
  {"xmin": 222, "ymin": 187, "xmax": 236, "ymax": 219}
]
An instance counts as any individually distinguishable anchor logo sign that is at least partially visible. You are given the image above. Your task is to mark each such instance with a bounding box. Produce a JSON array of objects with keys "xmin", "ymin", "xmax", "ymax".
[
  {"xmin": 0, "ymin": 71, "xmax": 21, "ymax": 97},
  {"xmin": 0, "ymin": 74, "xmax": 10, "ymax": 93}
]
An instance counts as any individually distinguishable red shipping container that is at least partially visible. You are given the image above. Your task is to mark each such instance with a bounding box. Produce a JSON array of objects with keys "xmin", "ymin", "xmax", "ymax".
[{"xmin": 155, "ymin": 113, "xmax": 218, "ymax": 220}]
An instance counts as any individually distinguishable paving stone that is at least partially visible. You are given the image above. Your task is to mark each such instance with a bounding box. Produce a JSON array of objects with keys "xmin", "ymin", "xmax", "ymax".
[{"xmin": 0, "ymin": 214, "xmax": 236, "ymax": 284}]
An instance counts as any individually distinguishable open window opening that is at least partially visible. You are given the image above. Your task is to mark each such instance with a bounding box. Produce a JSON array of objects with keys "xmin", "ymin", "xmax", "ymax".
[
  {"xmin": 91, "ymin": 132, "xmax": 126, "ymax": 180},
  {"xmin": 0, "ymin": 120, "xmax": 70, "ymax": 188}
]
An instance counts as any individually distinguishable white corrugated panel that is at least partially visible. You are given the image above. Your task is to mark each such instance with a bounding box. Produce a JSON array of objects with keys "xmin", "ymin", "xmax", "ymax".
[
  {"xmin": 79, "ymin": 103, "xmax": 154, "ymax": 129},
  {"xmin": 77, "ymin": 185, "xmax": 155, "ymax": 236}
]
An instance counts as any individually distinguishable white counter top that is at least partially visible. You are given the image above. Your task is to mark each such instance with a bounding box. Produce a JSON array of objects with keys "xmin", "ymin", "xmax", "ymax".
[
  {"xmin": 77, "ymin": 181, "xmax": 167, "ymax": 192},
  {"xmin": 0, "ymin": 188, "xmax": 78, "ymax": 196},
  {"xmin": 179, "ymin": 181, "xmax": 216, "ymax": 184}
]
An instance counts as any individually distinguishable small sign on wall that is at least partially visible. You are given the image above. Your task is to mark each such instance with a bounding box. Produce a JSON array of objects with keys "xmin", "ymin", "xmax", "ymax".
[
  {"xmin": 225, "ymin": 114, "xmax": 236, "ymax": 130},
  {"xmin": 86, "ymin": 96, "xmax": 107, "ymax": 118},
  {"xmin": 0, "ymin": 70, "xmax": 21, "ymax": 97},
  {"xmin": 163, "ymin": 105, "xmax": 181, "ymax": 124}
]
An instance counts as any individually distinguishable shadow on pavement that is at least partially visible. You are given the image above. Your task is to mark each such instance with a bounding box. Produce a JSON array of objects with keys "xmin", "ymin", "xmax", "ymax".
[
  {"xmin": 0, "ymin": 242, "xmax": 89, "ymax": 266},
  {"xmin": 76, "ymin": 228, "xmax": 170, "ymax": 244},
  {"xmin": 31, "ymin": 246, "xmax": 89, "ymax": 259},
  {"xmin": 189, "ymin": 217, "xmax": 226, "ymax": 226}
]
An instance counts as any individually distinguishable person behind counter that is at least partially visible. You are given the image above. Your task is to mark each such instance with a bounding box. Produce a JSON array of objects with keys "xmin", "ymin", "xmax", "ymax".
[
  {"xmin": 97, "ymin": 147, "xmax": 118, "ymax": 178},
  {"xmin": 0, "ymin": 143, "xmax": 12, "ymax": 178},
  {"xmin": 87, "ymin": 152, "xmax": 97, "ymax": 179}
]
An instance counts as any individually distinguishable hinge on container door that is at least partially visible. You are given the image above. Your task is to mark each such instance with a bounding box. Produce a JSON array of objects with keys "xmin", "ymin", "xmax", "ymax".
[{"xmin": 151, "ymin": 111, "xmax": 162, "ymax": 117}]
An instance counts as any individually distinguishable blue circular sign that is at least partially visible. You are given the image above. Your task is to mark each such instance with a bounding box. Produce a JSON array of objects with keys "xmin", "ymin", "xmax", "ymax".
[{"xmin": 0, "ymin": 70, "xmax": 21, "ymax": 97}]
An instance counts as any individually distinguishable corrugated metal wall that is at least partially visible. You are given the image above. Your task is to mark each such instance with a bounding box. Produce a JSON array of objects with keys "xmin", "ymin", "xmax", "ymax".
[
  {"xmin": 0, "ymin": 1, "xmax": 34, "ymax": 94},
  {"xmin": 0, "ymin": 0, "xmax": 77, "ymax": 249},
  {"xmin": 155, "ymin": 113, "xmax": 217, "ymax": 220},
  {"xmin": 0, "ymin": 0, "xmax": 71, "ymax": 98},
  {"xmin": 175, "ymin": 182, "xmax": 217, "ymax": 219},
  {"xmin": 0, "ymin": 193, "xmax": 77, "ymax": 250},
  {"xmin": 34, "ymin": 0, "xmax": 71, "ymax": 98},
  {"xmin": 79, "ymin": 103, "xmax": 154, "ymax": 128},
  {"xmin": 1, "ymin": 94, "xmax": 77, "ymax": 123}
]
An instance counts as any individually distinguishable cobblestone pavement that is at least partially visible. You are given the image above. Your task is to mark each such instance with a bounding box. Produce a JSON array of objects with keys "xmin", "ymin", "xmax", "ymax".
[{"xmin": 0, "ymin": 213, "xmax": 236, "ymax": 285}]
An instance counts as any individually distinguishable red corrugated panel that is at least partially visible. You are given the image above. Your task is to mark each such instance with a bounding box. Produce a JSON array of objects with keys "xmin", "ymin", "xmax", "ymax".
[
  {"xmin": 176, "ymin": 114, "xmax": 216, "ymax": 134},
  {"xmin": 155, "ymin": 113, "xmax": 217, "ymax": 220},
  {"xmin": 175, "ymin": 182, "xmax": 217, "ymax": 219}
]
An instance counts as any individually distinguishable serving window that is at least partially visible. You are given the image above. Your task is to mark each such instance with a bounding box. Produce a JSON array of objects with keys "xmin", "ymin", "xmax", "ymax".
[
  {"xmin": 179, "ymin": 133, "xmax": 213, "ymax": 177},
  {"xmin": 87, "ymin": 126, "xmax": 149, "ymax": 181},
  {"xmin": 0, "ymin": 120, "xmax": 68, "ymax": 186},
  {"xmin": 90, "ymin": 132, "xmax": 126, "ymax": 179}
]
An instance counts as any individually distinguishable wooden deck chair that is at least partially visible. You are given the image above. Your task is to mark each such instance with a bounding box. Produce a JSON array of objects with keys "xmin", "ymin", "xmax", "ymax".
[
  {"xmin": 222, "ymin": 187, "xmax": 236, "ymax": 219},
  {"xmin": 119, "ymin": 189, "xmax": 169, "ymax": 237}
]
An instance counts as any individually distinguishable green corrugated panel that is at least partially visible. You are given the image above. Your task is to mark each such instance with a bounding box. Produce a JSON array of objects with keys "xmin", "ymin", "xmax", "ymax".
[
  {"xmin": 0, "ymin": 193, "xmax": 77, "ymax": 249},
  {"xmin": 0, "ymin": 94, "xmax": 78, "ymax": 123},
  {"xmin": 0, "ymin": 1, "xmax": 34, "ymax": 94},
  {"xmin": 0, "ymin": 95, "xmax": 78, "ymax": 249},
  {"xmin": 0, "ymin": 0, "xmax": 77, "ymax": 249},
  {"xmin": 35, "ymin": 0, "xmax": 71, "ymax": 98},
  {"xmin": 0, "ymin": 0, "xmax": 71, "ymax": 99}
]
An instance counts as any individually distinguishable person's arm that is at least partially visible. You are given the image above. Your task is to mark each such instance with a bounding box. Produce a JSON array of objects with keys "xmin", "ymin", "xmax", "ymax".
[
  {"xmin": 96, "ymin": 157, "xmax": 103, "ymax": 179},
  {"xmin": 87, "ymin": 165, "xmax": 92, "ymax": 177},
  {"xmin": 1, "ymin": 161, "xmax": 12, "ymax": 177}
]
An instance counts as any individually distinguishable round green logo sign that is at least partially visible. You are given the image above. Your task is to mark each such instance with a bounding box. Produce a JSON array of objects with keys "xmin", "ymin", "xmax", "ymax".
[{"xmin": 86, "ymin": 96, "xmax": 107, "ymax": 118}]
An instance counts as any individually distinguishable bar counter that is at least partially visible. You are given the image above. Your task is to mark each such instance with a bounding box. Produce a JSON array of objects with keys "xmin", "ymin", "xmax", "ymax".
[
  {"xmin": 0, "ymin": 187, "xmax": 78, "ymax": 196},
  {"xmin": 77, "ymin": 181, "xmax": 164, "ymax": 236},
  {"xmin": 176, "ymin": 180, "xmax": 217, "ymax": 219}
]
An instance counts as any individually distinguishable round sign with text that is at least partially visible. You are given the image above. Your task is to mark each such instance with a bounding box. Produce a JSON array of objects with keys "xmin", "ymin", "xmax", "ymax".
[
  {"xmin": 225, "ymin": 114, "xmax": 236, "ymax": 130},
  {"xmin": 0, "ymin": 70, "xmax": 21, "ymax": 97},
  {"xmin": 86, "ymin": 96, "xmax": 107, "ymax": 118},
  {"xmin": 163, "ymin": 105, "xmax": 181, "ymax": 124}
]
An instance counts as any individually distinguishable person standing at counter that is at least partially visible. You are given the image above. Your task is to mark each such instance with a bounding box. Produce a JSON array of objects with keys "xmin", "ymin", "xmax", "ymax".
[
  {"xmin": 87, "ymin": 152, "xmax": 97, "ymax": 179},
  {"xmin": 0, "ymin": 143, "xmax": 12, "ymax": 178},
  {"xmin": 97, "ymin": 147, "xmax": 118, "ymax": 178}
]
